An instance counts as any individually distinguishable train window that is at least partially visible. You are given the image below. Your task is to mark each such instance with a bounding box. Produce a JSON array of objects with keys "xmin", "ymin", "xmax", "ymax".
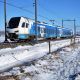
[
  {"xmin": 47, "ymin": 29, "xmax": 49, "ymax": 34},
  {"xmin": 50, "ymin": 29, "xmax": 51, "ymax": 34},
  {"xmin": 47, "ymin": 29, "xmax": 49, "ymax": 33},
  {"xmin": 26, "ymin": 23, "xmax": 29, "ymax": 28},
  {"xmin": 44, "ymin": 28, "xmax": 46, "ymax": 33},
  {"xmin": 51, "ymin": 29, "xmax": 53, "ymax": 34},
  {"xmin": 42, "ymin": 28, "xmax": 44, "ymax": 33},
  {"xmin": 51, "ymin": 29, "xmax": 52, "ymax": 33},
  {"xmin": 38, "ymin": 27, "xmax": 40, "ymax": 31},
  {"xmin": 41, "ymin": 28, "xmax": 43, "ymax": 33},
  {"xmin": 49, "ymin": 29, "xmax": 50, "ymax": 34},
  {"xmin": 9, "ymin": 17, "xmax": 20, "ymax": 28},
  {"xmin": 22, "ymin": 22, "xmax": 25, "ymax": 28},
  {"xmin": 52, "ymin": 30, "xmax": 53, "ymax": 34}
]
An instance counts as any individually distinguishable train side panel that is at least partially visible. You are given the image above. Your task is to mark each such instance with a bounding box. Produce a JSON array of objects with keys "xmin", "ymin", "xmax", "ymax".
[
  {"xmin": 45, "ymin": 25, "xmax": 57, "ymax": 39},
  {"xmin": 30, "ymin": 24, "xmax": 57, "ymax": 39},
  {"xmin": 59, "ymin": 28, "xmax": 72, "ymax": 38}
]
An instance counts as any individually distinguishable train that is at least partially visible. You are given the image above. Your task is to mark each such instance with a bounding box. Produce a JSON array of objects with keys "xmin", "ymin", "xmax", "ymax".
[{"xmin": 6, "ymin": 17, "xmax": 73, "ymax": 41}]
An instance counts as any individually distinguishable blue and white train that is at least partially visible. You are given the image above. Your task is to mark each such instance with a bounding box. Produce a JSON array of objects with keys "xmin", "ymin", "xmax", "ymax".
[{"xmin": 6, "ymin": 17, "xmax": 73, "ymax": 40}]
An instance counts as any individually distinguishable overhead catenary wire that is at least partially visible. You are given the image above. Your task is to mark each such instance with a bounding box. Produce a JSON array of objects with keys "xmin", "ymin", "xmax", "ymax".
[
  {"xmin": 0, "ymin": 0, "xmax": 50, "ymax": 21},
  {"xmin": 38, "ymin": 2, "xmax": 60, "ymax": 19},
  {"xmin": 0, "ymin": 0, "xmax": 33, "ymax": 14},
  {"xmin": 38, "ymin": 3, "xmax": 62, "ymax": 25}
]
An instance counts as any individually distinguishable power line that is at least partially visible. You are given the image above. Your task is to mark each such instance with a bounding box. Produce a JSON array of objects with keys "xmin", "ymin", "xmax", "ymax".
[
  {"xmin": 38, "ymin": 4, "xmax": 52, "ymax": 20},
  {"xmin": 0, "ymin": 0, "xmax": 33, "ymax": 14},
  {"xmin": 38, "ymin": 2, "xmax": 61, "ymax": 24},
  {"xmin": 38, "ymin": 3, "xmax": 59, "ymax": 19},
  {"xmin": 0, "ymin": 0, "xmax": 50, "ymax": 21}
]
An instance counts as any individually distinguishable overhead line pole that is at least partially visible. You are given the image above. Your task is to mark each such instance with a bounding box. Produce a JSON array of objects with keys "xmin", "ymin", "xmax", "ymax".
[
  {"xmin": 62, "ymin": 19, "xmax": 63, "ymax": 28},
  {"xmin": 50, "ymin": 20, "xmax": 57, "ymax": 38},
  {"xmin": 61, "ymin": 19, "xmax": 76, "ymax": 43},
  {"xmin": 34, "ymin": 0, "xmax": 38, "ymax": 42},
  {"xmin": 74, "ymin": 19, "xmax": 76, "ymax": 43},
  {"xmin": 4, "ymin": 0, "xmax": 7, "ymax": 42}
]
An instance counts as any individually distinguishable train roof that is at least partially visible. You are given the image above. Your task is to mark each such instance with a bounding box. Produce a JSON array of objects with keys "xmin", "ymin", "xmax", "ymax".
[
  {"xmin": 9, "ymin": 16, "xmax": 34, "ymax": 22},
  {"xmin": 10, "ymin": 17, "xmax": 55, "ymax": 26},
  {"xmin": 9, "ymin": 16, "xmax": 72, "ymax": 31},
  {"xmin": 62, "ymin": 27, "xmax": 72, "ymax": 30}
]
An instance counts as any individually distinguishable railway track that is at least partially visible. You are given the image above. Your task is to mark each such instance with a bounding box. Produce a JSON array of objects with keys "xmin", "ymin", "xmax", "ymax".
[
  {"xmin": 0, "ymin": 40, "xmax": 34, "ymax": 49},
  {"xmin": 0, "ymin": 38, "xmax": 72, "ymax": 49}
]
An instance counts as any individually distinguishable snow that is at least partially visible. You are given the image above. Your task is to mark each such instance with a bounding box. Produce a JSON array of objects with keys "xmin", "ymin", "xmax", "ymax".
[
  {"xmin": 0, "ymin": 38, "xmax": 80, "ymax": 80},
  {"xmin": 75, "ymin": 74, "xmax": 80, "ymax": 80},
  {"xmin": 0, "ymin": 39, "xmax": 73, "ymax": 72}
]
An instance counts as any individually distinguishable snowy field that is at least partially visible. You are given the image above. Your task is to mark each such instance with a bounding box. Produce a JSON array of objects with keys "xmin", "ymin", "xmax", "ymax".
[
  {"xmin": 0, "ymin": 37, "xmax": 80, "ymax": 80},
  {"xmin": 0, "ymin": 39, "xmax": 72, "ymax": 72},
  {"xmin": 0, "ymin": 40, "xmax": 80, "ymax": 80}
]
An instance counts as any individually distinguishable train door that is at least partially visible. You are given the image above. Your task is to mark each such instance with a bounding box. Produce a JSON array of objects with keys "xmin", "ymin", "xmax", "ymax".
[
  {"xmin": 20, "ymin": 22, "xmax": 28, "ymax": 34},
  {"xmin": 59, "ymin": 29, "xmax": 63, "ymax": 37},
  {"xmin": 18, "ymin": 19, "xmax": 29, "ymax": 39},
  {"xmin": 40, "ymin": 26, "xmax": 45, "ymax": 38},
  {"xmin": 19, "ymin": 19, "xmax": 29, "ymax": 35}
]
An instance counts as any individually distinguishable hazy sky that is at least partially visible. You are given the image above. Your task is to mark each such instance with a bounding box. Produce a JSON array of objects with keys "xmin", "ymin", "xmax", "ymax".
[{"xmin": 0, "ymin": 0, "xmax": 80, "ymax": 31}]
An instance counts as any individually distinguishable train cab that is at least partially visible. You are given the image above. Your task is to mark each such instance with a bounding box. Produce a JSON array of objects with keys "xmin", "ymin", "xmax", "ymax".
[{"xmin": 6, "ymin": 17, "xmax": 32, "ymax": 40}]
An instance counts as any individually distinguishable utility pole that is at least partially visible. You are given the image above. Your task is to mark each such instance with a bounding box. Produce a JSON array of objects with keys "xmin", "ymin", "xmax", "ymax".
[
  {"xmin": 34, "ymin": 0, "xmax": 38, "ymax": 42},
  {"xmin": 4, "ymin": 0, "xmax": 7, "ymax": 42},
  {"xmin": 74, "ymin": 19, "xmax": 76, "ymax": 43},
  {"xmin": 62, "ymin": 19, "xmax": 63, "ymax": 28}
]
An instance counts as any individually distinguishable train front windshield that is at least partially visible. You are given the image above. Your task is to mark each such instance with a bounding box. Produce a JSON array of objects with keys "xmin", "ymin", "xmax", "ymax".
[{"xmin": 9, "ymin": 17, "xmax": 20, "ymax": 28}]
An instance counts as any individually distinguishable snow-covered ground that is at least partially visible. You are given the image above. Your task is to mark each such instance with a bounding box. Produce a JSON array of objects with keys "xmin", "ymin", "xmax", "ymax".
[
  {"xmin": 0, "ymin": 38, "xmax": 80, "ymax": 80},
  {"xmin": 0, "ymin": 40, "xmax": 80, "ymax": 80},
  {"xmin": 0, "ymin": 39, "xmax": 73, "ymax": 72}
]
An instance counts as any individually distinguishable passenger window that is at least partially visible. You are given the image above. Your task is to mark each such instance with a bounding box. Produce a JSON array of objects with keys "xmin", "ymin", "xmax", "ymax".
[
  {"xmin": 41, "ymin": 28, "xmax": 43, "ymax": 33},
  {"xmin": 38, "ymin": 27, "xmax": 40, "ymax": 31},
  {"xmin": 41, "ymin": 28, "xmax": 44, "ymax": 33},
  {"xmin": 26, "ymin": 23, "xmax": 29, "ymax": 28},
  {"xmin": 22, "ymin": 22, "xmax": 25, "ymax": 28},
  {"xmin": 44, "ymin": 28, "xmax": 46, "ymax": 33}
]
